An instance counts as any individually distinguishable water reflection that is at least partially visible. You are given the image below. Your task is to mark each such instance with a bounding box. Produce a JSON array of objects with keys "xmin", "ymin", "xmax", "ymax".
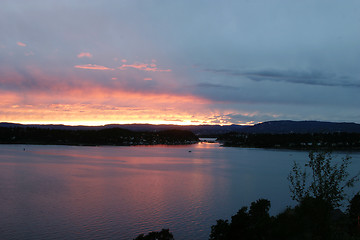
[{"xmin": 0, "ymin": 144, "xmax": 359, "ymax": 240}]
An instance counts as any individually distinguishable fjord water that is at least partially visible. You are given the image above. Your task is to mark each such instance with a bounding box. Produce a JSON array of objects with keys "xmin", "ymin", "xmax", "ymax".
[{"xmin": 1, "ymin": 143, "xmax": 359, "ymax": 240}]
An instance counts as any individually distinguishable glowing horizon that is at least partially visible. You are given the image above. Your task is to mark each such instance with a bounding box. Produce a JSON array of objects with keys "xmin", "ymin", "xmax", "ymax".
[{"xmin": 3, "ymin": 120, "xmax": 255, "ymax": 127}]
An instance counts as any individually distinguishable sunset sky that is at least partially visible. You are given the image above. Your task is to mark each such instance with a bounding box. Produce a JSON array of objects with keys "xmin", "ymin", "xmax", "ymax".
[{"xmin": 1, "ymin": 0, "xmax": 360, "ymax": 125}]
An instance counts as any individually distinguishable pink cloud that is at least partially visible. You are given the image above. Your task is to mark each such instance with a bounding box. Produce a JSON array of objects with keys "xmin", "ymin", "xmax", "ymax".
[
  {"xmin": 118, "ymin": 62, "xmax": 171, "ymax": 72},
  {"xmin": 17, "ymin": 42, "xmax": 26, "ymax": 47},
  {"xmin": 77, "ymin": 52, "xmax": 93, "ymax": 58},
  {"xmin": 144, "ymin": 78, "xmax": 153, "ymax": 81},
  {"xmin": 121, "ymin": 59, "xmax": 127, "ymax": 63},
  {"xmin": 0, "ymin": 65, "xmax": 219, "ymax": 125},
  {"xmin": 74, "ymin": 64, "xmax": 114, "ymax": 70},
  {"xmin": 119, "ymin": 63, "xmax": 147, "ymax": 70}
]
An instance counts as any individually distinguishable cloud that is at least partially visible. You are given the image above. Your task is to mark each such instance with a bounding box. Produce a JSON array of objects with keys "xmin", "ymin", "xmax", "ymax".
[
  {"xmin": 224, "ymin": 112, "xmax": 280, "ymax": 125},
  {"xmin": 119, "ymin": 62, "xmax": 171, "ymax": 72},
  {"xmin": 205, "ymin": 68, "xmax": 360, "ymax": 88},
  {"xmin": 77, "ymin": 52, "xmax": 93, "ymax": 58},
  {"xmin": 2, "ymin": 1, "xmax": 359, "ymax": 125},
  {"xmin": 74, "ymin": 64, "xmax": 114, "ymax": 70},
  {"xmin": 244, "ymin": 70, "xmax": 360, "ymax": 88},
  {"xmin": 0, "ymin": 64, "xmax": 212, "ymax": 107},
  {"xmin": 17, "ymin": 42, "xmax": 26, "ymax": 47},
  {"xmin": 0, "ymin": 79, "xmax": 213, "ymax": 125},
  {"xmin": 195, "ymin": 83, "xmax": 237, "ymax": 90},
  {"xmin": 143, "ymin": 78, "xmax": 152, "ymax": 81}
]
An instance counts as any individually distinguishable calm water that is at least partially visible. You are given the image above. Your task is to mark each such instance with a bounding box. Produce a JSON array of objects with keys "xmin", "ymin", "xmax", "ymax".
[{"xmin": 0, "ymin": 143, "xmax": 359, "ymax": 240}]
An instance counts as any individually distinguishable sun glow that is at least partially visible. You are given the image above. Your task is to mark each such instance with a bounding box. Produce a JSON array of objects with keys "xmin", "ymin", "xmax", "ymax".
[
  {"xmin": 3, "ymin": 117, "xmax": 257, "ymax": 126},
  {"xmin": 0, "ymin": 59, "xmax": 260, "ymax": 127},
  {"xmin": 10, "ymin": 120, "xmax": 210, "ymax": 126}
]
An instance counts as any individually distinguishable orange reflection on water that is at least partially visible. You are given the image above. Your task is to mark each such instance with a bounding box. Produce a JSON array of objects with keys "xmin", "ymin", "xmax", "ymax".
[
  {"xmin": 0, "ymin": 144, "xmax": 231, "ymax": 239},
  {"xmin": 58, "ymin": 154, "xmax": 215, "ymax": 234},
  {"xmin": 195, "ymin": 141, "xmax": 221, "ymax": 149},
  {"xmin": 24, "ymin": 147, "xmax": 213, "ymax": 211}
]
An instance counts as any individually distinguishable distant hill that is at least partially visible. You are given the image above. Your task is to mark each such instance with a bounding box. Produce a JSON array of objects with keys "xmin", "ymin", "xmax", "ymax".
[
  {"xmin": 1, "ymin": 120, "xmax": 360, "ymax": 135},
  {"xmin": 0, "ymin": 125, "xmax": 199, "ymax": 146},
  {"xmin": 239, "ymin": 121, "xmax": 360, "ymax": 134},
  {"xmin": 0, "ymin": 122, "xmax": 245, "ymax": 136}
]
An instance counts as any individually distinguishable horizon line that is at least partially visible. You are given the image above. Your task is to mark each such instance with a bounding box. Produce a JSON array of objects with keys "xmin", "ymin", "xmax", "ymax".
[{"xmin": 0, "ymin": 121, "xmax": 255, "ymax": 127}]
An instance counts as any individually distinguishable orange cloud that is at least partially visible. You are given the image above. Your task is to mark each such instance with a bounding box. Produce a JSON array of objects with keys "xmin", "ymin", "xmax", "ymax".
[
  {"xmin": 119, "ymin": 62, "xmax": 171, "ymax": 72},
  {"xmin": 0, "ymin": 90, "xmax": 22, "ymax": 106},
  {"xmin": 77, "ymin": 52, "xmax": 93, "ymax": 58},
  {"xmin": 17, "ymin": 41, "xmax": 26, "ymax": 47},
  {"xmin": 74, "ymin": 64, "xmax": 114, "ymax": 70},
  {"xmin": 2, "ymin": 65, "xmax": 258, "ymax": 126},
  {"xmin": 0, "ymin": 88, "xmax": 215, "ymax": 126},
  {"xmin": 0, "ymin": 72, "xmax": 216, "ymax": 126}
]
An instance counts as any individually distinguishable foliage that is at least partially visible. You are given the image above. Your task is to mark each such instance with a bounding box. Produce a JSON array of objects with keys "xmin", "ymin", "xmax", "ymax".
[
  {"xmin": 218, "ymin": 132, "xmax": 360, "ymax": 150},
  {"xmin": 348, "ymin": 193, "xmax": 360, "ymax": 236},
  {"xmin": 209, "ymin": 197, "xmax": 356, "ymax": 240},
  {"xmin": 209, "ymin": 151, "xmax": 360, "ymax": 240},
  {"xmin": 272, "ymin": 197, "xmax": 353, "ymax": 240},
  {"xmin": 209, "ymin": 220, "xmax": 230, "ymax": 240},
  {"xmin": 133, "ymin": 229, "xmax": 174, "ymax": 240},
  {"xmin": 288, "ymin": 150, "xmax": 359, "ymax": 207},
  {"xmin": 0, "ymin": 126, "xmax": 198, "ymax": 146},
  {"xmin": 209, "ymin": 199, "xmax": 271, "ymax": 240}
]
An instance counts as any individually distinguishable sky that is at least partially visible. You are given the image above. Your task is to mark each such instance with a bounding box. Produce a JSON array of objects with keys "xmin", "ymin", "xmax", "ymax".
[{"xmin": 1, "ymin": 0, "xmax": 360, "ymax": 126}]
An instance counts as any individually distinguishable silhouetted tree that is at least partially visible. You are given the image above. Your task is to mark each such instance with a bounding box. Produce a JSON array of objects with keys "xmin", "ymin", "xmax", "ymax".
[
  {"xmin": 209, "ymin": 219, "xmax": 230, "ymax": 240},
  {"xmin": 288, "ymin": 150, "xmax": 359, "ymax": 208},
  {"xmin": 272, "ymin": 196, "xmax": 350, "ymax": 240},
  {"xmin": 248, "ymin": 199, "xmax": 272, "ymax": 239},
  {"xmin": 348, "ymin": 193, "xmax": 360, "ymax": 236},
  {"xmin": 133, "ymin": 229, "xmax": 174, "ymax": 240},
  {"xmin": 209, "ymin": 199, "xmax": 271, "ymax": 240},
  {"xmin": 209, "ymin": 151, "xmax": 360, "ymax": 240}
]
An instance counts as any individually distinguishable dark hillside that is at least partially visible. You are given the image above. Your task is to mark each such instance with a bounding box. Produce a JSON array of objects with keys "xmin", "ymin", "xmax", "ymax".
[
  {"xmin": 240, "ymin": 120, "xmax": 360, "ymax": 134},
  {"xmin": 0, "ymin": 127, "xmax": 198, "ymax": 146}
]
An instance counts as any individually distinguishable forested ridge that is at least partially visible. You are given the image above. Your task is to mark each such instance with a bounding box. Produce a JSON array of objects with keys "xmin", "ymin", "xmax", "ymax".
[
  {"xmin": 0, "ymin": 127, "xmax": 198, "ymax": 146},
  {"xmin": 218, "ymin": 132, "xmax": 360, "ymax": 150}
]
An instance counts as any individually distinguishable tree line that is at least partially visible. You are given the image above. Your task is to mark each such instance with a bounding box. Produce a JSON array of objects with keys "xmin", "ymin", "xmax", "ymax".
[
  {"xmin": 218, "ymin": 132, "xmax": 360, "ymax": 150},
  {"xmin": 0, "ymin": 127, "xmax": 199, "ymax": 146}
]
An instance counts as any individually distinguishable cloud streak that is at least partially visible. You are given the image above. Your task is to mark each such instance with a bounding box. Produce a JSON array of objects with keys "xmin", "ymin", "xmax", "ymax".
[
  {"xmin": 205, "ymin": 68, "xmax": 360, "ymax": 88},
  {"xmin": 16, "ymin": 41, "xmax": 26, "ymax": 47},
  {"xmin": 77, "ymin": 52, "xmax": 93, "ymax": 58},
  {"xmin": 119, "ymin": 62, "xmax": 171, "ymax": 72},
  {"xmin": 195, "ymin": 83, "xmax": 238, "ymax": 90},
  {"xmin": 74, "ymin": 64, "xmax": 114, "ymax": 70}
]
